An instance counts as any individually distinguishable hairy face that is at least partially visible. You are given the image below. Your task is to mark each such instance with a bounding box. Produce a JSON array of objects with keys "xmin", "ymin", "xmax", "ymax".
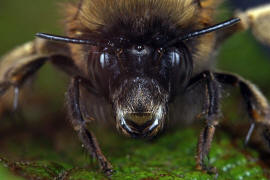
[
  {"xmin": 112, "ymin": 77, "xmax": 168, "ymax": 137},
  {"xmin": 63, "ymin": 0, "xmax": 222, "ymax": 138},
  {"xmin": 88, "ymin": 38, "xmax": 193, "ymax": 137}
]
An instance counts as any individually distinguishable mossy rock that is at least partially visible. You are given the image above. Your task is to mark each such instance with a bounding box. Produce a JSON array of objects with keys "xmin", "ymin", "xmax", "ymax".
[{"xmin": 0, "ymin": 121, "xmax": 268, "ymax": 180}]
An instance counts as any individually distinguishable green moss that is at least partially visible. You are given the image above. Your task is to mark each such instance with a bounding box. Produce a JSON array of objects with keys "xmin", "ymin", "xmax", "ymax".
[
  {"xmin": 0, "ymin": 127, "xmax": 267, "ymax": 179},
  {"xmin": 0, "ymin": 163, "xmax": 25, "ymax": 180}
]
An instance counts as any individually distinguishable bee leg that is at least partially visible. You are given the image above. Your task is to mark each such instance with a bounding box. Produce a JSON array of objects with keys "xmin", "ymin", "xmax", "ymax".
[
  {"xmin": 215, "ymin": 72, "xmax": 270, "ymax": 146},
  {"xmin": 196, "ymin": 122, "xmax": 219, "ymax": 174},
  {"xmin": 0, "ymin": 40, "xmax": 49, "ymax": 96},
  {"xmin": 191, "ymin": 72, "xmax": 220, "ymax": 174},
  {"xmin": 66, "ymin": 77, "xmax": 113, "ymax": 176},
  {"xmin": 0, "ymin": 39, "xmax": 79, "ymax": 110},
  {"xmin": 0, "ymin": 54, "xmax": 48, "ymax": 110}
]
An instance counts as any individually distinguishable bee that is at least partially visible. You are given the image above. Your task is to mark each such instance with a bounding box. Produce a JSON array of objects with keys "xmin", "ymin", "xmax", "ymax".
[{"xmin": 1, "ymin": 0, "xmax": 270, "ymax": 176}]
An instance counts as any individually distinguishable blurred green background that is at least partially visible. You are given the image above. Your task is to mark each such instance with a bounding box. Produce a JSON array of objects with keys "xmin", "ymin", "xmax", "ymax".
[
  {"xmin": 0, "ymin": 0, "xmax": 270, "ymax": 179},
  {"xmin": 0, "ymin": 0, "xmax": 68, "ymax": 109}
]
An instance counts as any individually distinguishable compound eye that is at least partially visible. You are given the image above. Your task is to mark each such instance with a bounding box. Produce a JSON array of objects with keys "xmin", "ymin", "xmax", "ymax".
[
  {"xmin": 168, "ymin": 49, "xmax": 181, "ymax": 66},
  {"xmin": 100, "ymin": 52, "xmax": 110, "ymax": 68}
]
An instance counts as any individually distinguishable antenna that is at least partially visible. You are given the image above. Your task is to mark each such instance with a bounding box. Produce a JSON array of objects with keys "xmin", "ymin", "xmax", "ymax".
[
  {"xmin": 164, "ymin": 18, "xmax": 240, "ymax": 48},
  {"xmin": 36, "ymin": 33, "xmax": 115, "ymax": 48}
]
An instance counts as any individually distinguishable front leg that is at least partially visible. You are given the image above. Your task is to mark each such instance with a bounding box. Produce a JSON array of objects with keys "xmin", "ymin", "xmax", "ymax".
[
  {"xmin": 188, "ymin": 71, "xmax": 221, "ymax": 173},
  {"xmin": 66, "ymin": 77, "xmax": 113, "ymax": 175}
]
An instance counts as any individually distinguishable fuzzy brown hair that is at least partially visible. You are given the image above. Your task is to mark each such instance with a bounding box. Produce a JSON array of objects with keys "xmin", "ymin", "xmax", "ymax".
[
  {"xmin": 64, "ymin": 0, "xmax": 222, "ymax": 75},
  {"xmin": 65, "ymin": 0, "xmax": 220, "ymax": 35}
]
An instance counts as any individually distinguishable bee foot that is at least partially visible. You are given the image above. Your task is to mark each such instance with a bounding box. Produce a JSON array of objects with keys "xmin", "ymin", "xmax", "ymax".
[
  {"xmin": 196, "ymin": 164, "xmax": 218, "ymax": 176},
  {"xmin": 206, "ymin": 166, "xmax": 217, "ymax": 174},
  {"xmin": 103, "ymin": 167, "xmax": 115, "ymax": 176}
]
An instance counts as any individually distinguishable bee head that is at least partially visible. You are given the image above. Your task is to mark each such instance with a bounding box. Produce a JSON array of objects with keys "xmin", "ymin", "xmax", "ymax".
[
  {"xmin": 105, "ymin": 42, "xmax": 193, "ymax": 138},
  {"xmin": 36, "ymin": 0, "xmax": 240, "ymax": 138}
]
